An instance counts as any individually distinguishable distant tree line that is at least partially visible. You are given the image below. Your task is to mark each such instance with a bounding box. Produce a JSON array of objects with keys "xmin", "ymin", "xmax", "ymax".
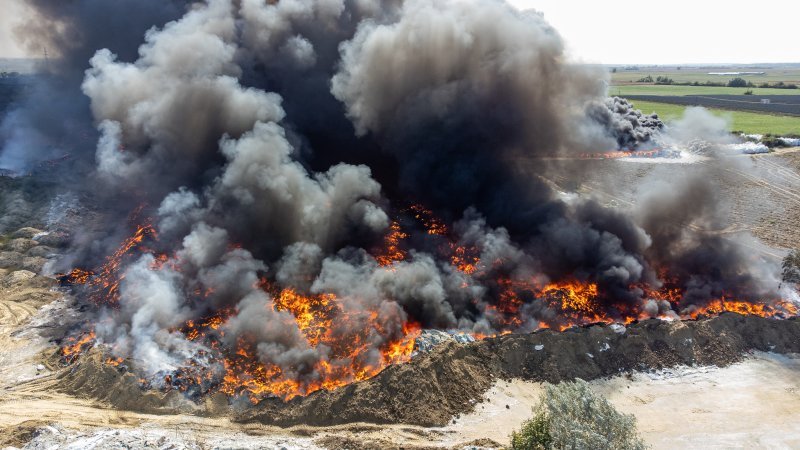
[
  {"xmin": 634, "ymin": 75, "xmax": 797, "ymax": 89},
  {"xmin": 0, "ymin": 72, "xmax": 20, "ymax": 78},
  {"xmin": 636, "ymin": 75, "xmax": 675, "ymax": 85},
  {"xmin": 761, "ymin": 81, "xmax": 799, "ymax": 89}
]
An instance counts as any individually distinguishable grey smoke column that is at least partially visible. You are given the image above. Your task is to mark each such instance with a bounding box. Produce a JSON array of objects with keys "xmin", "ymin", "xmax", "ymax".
[
  {"xmin": 586, "ymin": 97, "xmax": 664, "ymax": 149},
  {"xmin": 0, "ymin": 0, "xmax": 787, "ymax": 395}
]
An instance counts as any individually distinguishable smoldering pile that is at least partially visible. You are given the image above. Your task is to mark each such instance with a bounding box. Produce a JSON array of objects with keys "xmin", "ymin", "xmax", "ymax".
[
  {"xmin": 56, "ymin": 313, "xmax": 800, "ymax": 426},
  {"xmin": 2, "ymin": 0, "xmax": 797, "ymax": 404}
]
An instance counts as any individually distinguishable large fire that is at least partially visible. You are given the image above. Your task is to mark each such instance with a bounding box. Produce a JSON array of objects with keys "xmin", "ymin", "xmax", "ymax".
[
  {"xmin": 57, "ymin": 204, "xmax": 798, "ymax": 403},
  {"xmin": 579, "ymin": 148, "xmax": 682, "ymax": 160}
]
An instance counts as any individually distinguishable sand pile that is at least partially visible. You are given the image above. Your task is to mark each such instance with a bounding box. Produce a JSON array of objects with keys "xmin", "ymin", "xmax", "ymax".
[{"xmin": 54, "ymin": 351, "xmax": 209, "ymax": 415}]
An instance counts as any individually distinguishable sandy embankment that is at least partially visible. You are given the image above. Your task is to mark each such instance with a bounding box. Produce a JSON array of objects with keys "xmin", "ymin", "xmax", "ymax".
[{"xmin": 441, "ymin": 353, "xmax": 800, "ymax": 449}]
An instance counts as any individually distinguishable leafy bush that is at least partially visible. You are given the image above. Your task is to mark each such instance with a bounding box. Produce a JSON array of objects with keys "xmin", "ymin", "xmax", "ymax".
[
  {"xmin": 728, "ymin": 77, "xmax": 749, "ymax": 88},
  {"xmin": 510, "ymin": 380, "xmax": 647, "ymax": 450},
  {"xmin": 783, "ymin": 250, "xmax": 800, "ymax": 284},
  {"xmin": 636, "ymin": 75, "xmax": 653, "ymax": 83},
  {"xmin": 655, "ymin": 76, "xmax": 674, "ymax": 85},
  {"xmin": 758, "ymin": 81, "xmax": 799, "ymax": 89},
  {"xmin": 511, "ymin": 406, "xmax": 553, "ymax": 450},
  {"xmin": 762, "ymin": 134, "xmax": 788, "ymax": 148}
]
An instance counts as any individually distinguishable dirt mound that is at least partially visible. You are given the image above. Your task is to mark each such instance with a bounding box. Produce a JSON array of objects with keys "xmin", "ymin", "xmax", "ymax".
[
  {"xmin": 56, "ymin": 314, "xmax": 800, "ymax": 427},
  {"xmin": 238, "ymin": 314, "xmax": 800, "ymax": 427},
  {"xmin": 0, "ymin": 420, "xmax": 44, "ymax": 448},
  {"xmin": 54, "ymin": 351, "xmax": 220, "ymax": 416}
]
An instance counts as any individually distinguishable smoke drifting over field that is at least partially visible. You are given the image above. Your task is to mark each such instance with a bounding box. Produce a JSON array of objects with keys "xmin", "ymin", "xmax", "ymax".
[{"xmin": 3, "ymin": 0, "xmax": 795, "ymax": 399}]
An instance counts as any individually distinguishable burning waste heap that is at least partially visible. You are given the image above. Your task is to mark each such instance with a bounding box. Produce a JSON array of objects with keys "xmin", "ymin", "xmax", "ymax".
[{"xmin": 3, "ymin": 0, "xmax": 797, "ymax": 406}]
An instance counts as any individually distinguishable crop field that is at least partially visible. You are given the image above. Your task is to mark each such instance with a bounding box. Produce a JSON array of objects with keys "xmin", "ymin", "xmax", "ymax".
[
  {"xmin": 609, "ymin": 84, "xmax": 798, "ymax": 97},
  {"xmin": 610, "ymin": 65, "xmax": 800, "ymax": 135},
  {"xmin": 625, "ymin": 95, "xmax": 800, "ymax": 116},
  {"xmin": 610, "ymin": 65, "xmax": 800, "ymax": 85},
  {"xmin": 629, "ymin": 99, "xmax": 800, "ymax": 135}
]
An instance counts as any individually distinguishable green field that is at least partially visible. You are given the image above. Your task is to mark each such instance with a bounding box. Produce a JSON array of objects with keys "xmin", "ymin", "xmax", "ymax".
[
  {"xmin": 629, "ymin": 100, "xmax": 800, "ymax": 135},
  {"xmin": 609, "ymin": 84, "xmax": 797, "ymax": 97},
  {"xmin": 610, "ymin": 66, "xmax": 800, "ymax": 86}
]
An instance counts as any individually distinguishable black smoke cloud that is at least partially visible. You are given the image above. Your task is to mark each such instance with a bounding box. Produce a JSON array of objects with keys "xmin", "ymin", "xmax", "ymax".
[
  {"xmin": 0, "ymin": 0, "xmax": 190, "ymax": 173},
  {"xmin": 1, "ymin": 0, "xmax": 788, "ymax": 389},
  {"xmin": 587, "ymin": 97, "xmax": 664, "ymax": 150}
]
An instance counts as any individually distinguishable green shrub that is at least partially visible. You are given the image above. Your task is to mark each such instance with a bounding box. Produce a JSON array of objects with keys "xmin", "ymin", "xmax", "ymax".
[
  {"xmin": 655, "ymin": 76, "xmax": 674, "ymax": 85},
  {"xmin": 783, "ymin": 250, "xmax": 800, "ymax": 284},
  {"xmin": 511, "ymin": 406, "xmax": 553, "ymax": 450},
  {"xmin": 762, "ymin": 135, "xmax": 788, "ymax": 148},
  {"xmin": 728, "ymin": 77, "xmax": 748, "ymax": 88},
  {"xmin": 510, "ymin": 380, "xmax": 647, "ymax": 450}
]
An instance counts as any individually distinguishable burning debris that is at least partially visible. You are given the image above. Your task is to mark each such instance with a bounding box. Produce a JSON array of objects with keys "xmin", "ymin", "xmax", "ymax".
[
  {"xmin": 1, "ymin": 0, "xmax": 797, "ymax": 407},
  {"xmin": 56, "ymin": 313, "xmax": 800, "ymax": 426},
  {"xmin": 53, "ymin": 202, "xmax": 798, "ymax": 403}
]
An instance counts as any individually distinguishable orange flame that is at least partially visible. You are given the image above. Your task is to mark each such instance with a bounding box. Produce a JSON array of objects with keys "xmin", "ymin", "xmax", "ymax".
[
  {"xmin": 681, "ymin": 297, "xmax": 798, "ymax": 320},
  {"xmin": 58, "ymin": 206, "xmax": 799, "ymax": 404},
  {"xmin": 408, "ymin": 204, "xmax": 447, "ymax": 236},
  {"xmin": 58, "ymin": 222, "xmax": 158, "ymax": 307},
  {"xmin": 59, "ymin": 331, "xmax": 96, "ymax": 363},
  {"xmin": 376, "ymin": 221, "xmax": 408, "ymax": 267}
]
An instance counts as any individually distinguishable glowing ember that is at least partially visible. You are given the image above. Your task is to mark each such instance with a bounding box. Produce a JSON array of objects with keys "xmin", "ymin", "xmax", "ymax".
[
  {"xmin": 216, "ymin": 288, "xmax": 420, "ymax": 401},
  {"xmin": 57, "ymin": 222, "xmax": 158, "ymax": 306},
  {"xmin": 682, "ymin": 298, "xmax": 799, "ymax": 320},
  {"xmin": 375, "ymin": 221, "xmax": 408, "ymax": 267},
  {"xmin": 542, "ymin": 281, "xmax": 599, "ymax": 314},
  {"xmin": 409, "ymin": 204, "xmax": 448, "ymax": 236},
  {"xmin": 59, "ymin": 331, "xmax": 96, "ymax": 363},
  {"xmin": 450, "ymin": 245, "xmax": 480, "ymax": 275}
]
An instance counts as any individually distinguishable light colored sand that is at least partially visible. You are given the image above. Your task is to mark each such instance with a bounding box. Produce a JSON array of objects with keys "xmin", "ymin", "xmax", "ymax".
[
  {"xmin": 598, "ymin": 354, "xmax": 800, "ymax": 449},
  {"xmin": 440, "ymin": 353, "xmax": 800, "ymax": 449}
]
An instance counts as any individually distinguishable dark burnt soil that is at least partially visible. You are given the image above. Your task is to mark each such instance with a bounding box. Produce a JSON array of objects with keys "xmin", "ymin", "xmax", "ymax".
[{"xmin": 58, "ymin": 313, "xmax": 800, "ymax": 427}]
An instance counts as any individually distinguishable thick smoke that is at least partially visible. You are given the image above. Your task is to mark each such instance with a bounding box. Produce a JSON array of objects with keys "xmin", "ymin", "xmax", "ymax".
[
  {"xmin": 586, "ymin": 97, "xmax": 664, "ymax": 149},
  {"xmin": 0, "ymin": 0, "xmax": 191, "ymax": 173},
  {"xmin": 2, "ymin": 0, "xmax": 790, "ymax": 393}
]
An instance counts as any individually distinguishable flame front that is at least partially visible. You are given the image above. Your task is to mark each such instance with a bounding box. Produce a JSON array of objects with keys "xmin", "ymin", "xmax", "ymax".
[{"xmin": 58, "ymin": 205, "xmax": 799, "ymax": 403}]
